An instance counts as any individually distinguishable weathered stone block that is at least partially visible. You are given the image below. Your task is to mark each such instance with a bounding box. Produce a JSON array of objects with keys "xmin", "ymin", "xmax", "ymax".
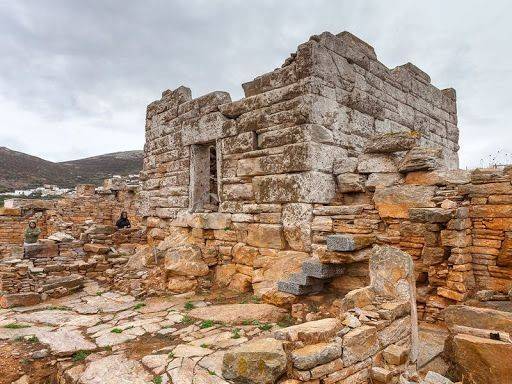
[
  {"xmin": 364, "ymin": 131, "xmax": 419, "ymax": 153},
  {"xmin": 326, "ymin": 234, "xmax": 375, "ymax": 252},
  {"xmin": 342, "ymin": 325, "xmax": 379, "ymax": 366},
  {"xmin": 291, "ymin": 343, "xmax": 343, "ymax": 370},
  {"xmin": 357, "ymin": 154, "xmax": 398, "ymax": 173},
  {"xmin": 253, "ymin": 172, "xmax": 336, "ymax": 204},
  {"xmin": 336, "ymin": 173, "xmax": 365, "ymax": 193},
  {"xmin": 282, "ymin": 203, "xmax": 313, "ymax": 251},
  {"xmin": 246, "ymin": 224, "xmax": 286, "ymax": 249},
  {"xmin": 373, "ymin": 185, "xmax": 436, "ymax": 219},
  {"xmin": 222, "ymin": 338, "xmax": 287, "ymax": 384},
  {"xmin": 409, "ymin": 208, "xmax": 452, "ymax": 223},
  {"xmin": 399, "ymin": 147, "xmax": 443, "ymax": 173}
]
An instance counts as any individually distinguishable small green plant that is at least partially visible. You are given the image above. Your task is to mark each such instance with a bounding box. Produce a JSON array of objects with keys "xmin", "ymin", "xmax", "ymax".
[
  {"xmin": 200, "ymin": 343, "xmax": 210, "ymax": 348},
  {"xmin": 231, "ymin": 328, "xmax": 241, "ymax": 339},
  {"xmin": 96, "ymin": 291, "xmax": 103, "ymax": 296},
  {"xmin": 3, "ymin": 323, "xmax": 30, "ymax": 329},
  {"xmin": 111, "ymin": 328, "xmax": 123, "ymax": 334},
  {"xmin": 181, "ymin": 315, "xmax": 193, "ymax": 325},
  {"xmin": 258, "ymin": 323, "xmax": 272, "ymax": 331},
  {"xmin": 168, "ymin": 352, "xmax": 175, "ymax": 359},
  {"xmin": 277, "ymin": 315, "xmax": 294, "ymax": 328},
  {"xmin": 223, "ymin": 226, "xmax": 231, "ymax": 231},
  {"xmin": 72, "ymin": 350, "xmax": 91, "ymax": 362},
  {"xmin": 46, "ymin": 305, "xmax": 71, "ymax": 311},
  {"xmin": 207, "ymin": 369, "xmax": 216, "ymax": 376},
  {"xmin": 104, "ymin": 345, "xmax": 112, "ymax": 352},
  {"xmin": 21, "ymin": 358, "xmax": 30, "ymax": 365},
  {"xmin": 241, "ymin": 319, "xmax": 252, "ymax": 326},
  {"xmin": 184, "ymin": 301, "xmax": 194, "ymax": 310},
  {"xmin": 199, "ymin": 320, "xmax": 214, "ymax": 329},
  {"xmin": 250, "ymin": 295, "xmax": 261, "ymax": 303},
  {"xmin": 133, "ymin": 302, "xmax": 146, "ymax": 310},
  {"xmin": 26, "ymin": 335, "xmax": 39, "ymax": 343},
  {"xmin": 152, "ymin": 376, "xmax": 163, "ymax": 384}
]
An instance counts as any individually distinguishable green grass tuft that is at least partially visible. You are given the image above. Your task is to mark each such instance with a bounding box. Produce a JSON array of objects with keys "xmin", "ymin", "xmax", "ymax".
[
  {"xmin": 111, "ymin": 328, "xmax": 123, "ymax": 334},
  {"xmin": 72, "ymin": 350, "xmax": 91, "ymax": 362},
  {"xmin": 3, "ymin": 323, "xmax": 30, "ymax": 329},
  {"xmin": 199, "ymin": 320, "xmax": 214, "ymax": 329},
  {"xmin": 231, "ymin": 328, "xmax": 241, "ymax": 339}
]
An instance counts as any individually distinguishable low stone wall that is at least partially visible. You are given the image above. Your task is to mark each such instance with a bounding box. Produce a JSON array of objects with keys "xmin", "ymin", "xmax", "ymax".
[{"xmin": 0, "ymin": 179, "xmax": 142, "ymax": 258}]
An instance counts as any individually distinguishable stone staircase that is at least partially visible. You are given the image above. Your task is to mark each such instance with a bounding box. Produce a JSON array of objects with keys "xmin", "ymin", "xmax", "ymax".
[
  {"xmin": 277, "ymin": 259, "xmax": 344, "ymax": 295},
  {"xmin": 277, "ymin": 234, "xmax": 374, "ymax": 296}
]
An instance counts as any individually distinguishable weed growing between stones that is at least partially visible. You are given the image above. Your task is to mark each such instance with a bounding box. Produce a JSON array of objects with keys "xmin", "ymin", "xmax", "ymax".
[
  {"xmin": 4, "ymin": 323, "xmax": 30, "ymax": 329},
  {"xmin": 72, "ymin": 350, "xmax": 91, "ymax": 362}
]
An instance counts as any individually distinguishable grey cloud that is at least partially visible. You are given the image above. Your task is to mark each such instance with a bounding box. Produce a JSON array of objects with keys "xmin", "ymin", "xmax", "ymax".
[{"xmin": 0, "ymin": 0, "xmax": 511, "ymax": 166}]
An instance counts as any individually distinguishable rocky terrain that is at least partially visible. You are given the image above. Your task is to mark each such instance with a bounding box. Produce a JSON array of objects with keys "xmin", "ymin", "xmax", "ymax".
[{"xmin": 0, "ymin": 147, "xmax": 142, "ymax": 191}]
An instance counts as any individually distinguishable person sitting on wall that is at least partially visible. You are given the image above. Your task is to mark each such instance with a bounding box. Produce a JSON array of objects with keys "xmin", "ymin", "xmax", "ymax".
[
  {"xmin": 24, "ymin": 220, "xmax": 41, "ymax": 245},
  {"xmin": 115, "ymin": 211, "xmax": 131, "ymax": 230}
]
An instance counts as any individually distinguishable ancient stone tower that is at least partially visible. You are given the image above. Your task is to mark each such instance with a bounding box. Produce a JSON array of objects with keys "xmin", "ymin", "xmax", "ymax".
[{"xmin": 140, "ymin": 31, "xmax": 459, "ymax": 298}]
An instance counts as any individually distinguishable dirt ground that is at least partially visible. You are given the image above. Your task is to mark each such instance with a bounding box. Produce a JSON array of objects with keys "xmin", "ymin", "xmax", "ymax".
[{"xmin": 0, "ymin": 339, "xmax": 56, "ymax": 384}]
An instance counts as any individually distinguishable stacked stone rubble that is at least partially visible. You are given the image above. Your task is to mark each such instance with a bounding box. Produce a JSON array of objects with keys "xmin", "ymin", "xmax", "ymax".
[{"xmin": 222, "ymin": 245, "xmax": 420, "ymax": 384}]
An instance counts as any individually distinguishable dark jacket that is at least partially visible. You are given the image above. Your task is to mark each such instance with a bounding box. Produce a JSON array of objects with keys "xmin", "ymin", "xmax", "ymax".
[{"xmin": 115, "ymin": 217, "xmax": 131, "ymax": 229}]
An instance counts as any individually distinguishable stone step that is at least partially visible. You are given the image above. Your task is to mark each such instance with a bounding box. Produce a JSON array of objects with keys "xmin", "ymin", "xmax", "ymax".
[
  {"xmin": 301, "ymin": 260, "xmax": 344, "ymax": 279},
  {"xmin": 277, "ymin": 280, "xmax": 324, "ymax": 296},
  {"xmin": 288, "ymin": 272, "xmax": 324, "ymax": 286},
  {"xmin": 326, "ymin": 234, "xmax": 374, "ymax": 252}
]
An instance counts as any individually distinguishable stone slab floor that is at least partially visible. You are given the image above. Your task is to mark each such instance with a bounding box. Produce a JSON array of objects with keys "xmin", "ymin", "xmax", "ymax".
[
  {"xmin": 0, "ymin": 280, "xmax": 289, "ymax": 384},
  {"xmin": 0, "ymin": 280, "xmax": 450, "ymax": 384}
]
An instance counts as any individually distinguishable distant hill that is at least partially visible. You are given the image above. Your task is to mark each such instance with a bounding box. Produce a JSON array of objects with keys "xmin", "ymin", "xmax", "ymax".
[{"xmin": 0, "ymin": 147, "xmax": 143, "ymax": 192}]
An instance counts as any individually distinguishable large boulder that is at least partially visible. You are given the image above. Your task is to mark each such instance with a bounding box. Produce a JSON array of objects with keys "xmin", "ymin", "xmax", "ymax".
[{"xmin": 222, "ymin": 338, "xmax": 287, "ymax": 384}]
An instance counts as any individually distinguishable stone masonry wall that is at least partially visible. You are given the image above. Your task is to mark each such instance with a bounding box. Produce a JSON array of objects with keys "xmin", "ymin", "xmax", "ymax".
[
  {"xmin": 141, "ymin": 31, "xmax": 460, "ymax": 297},
  {"xmin": 0, "ymin": 181, "xmax": 141, "ymax": 258}
]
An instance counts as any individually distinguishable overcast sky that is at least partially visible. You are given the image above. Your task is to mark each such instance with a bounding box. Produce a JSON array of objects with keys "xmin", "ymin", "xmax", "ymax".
[{"xmin": 1, "ymin": 1, "xmax": 511, "ymax": 168}]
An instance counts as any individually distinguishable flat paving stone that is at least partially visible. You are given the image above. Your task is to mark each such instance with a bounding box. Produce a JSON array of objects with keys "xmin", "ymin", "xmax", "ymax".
[
  {"xmin": 188, "ymin": 304, "xmax": 286, "ymax": 325},
  {"xmin": 78, "ymin": 353, "xmax": 153, "ymax": 384},
  {"xmin": 37, "ymin": 326, "xmax": 97, "ymax": 356}
]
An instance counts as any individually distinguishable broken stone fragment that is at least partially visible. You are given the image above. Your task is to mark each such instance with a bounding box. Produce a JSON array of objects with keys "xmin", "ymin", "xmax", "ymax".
[
  {"xmin": 364, "ymin": 131, "xmax": 420, "ymax": 153},
  {"xmin": 222, "ymin": 338, "xmax": 287, "ymax": 384},
  {"xmin": 421, "ymin": 371, "xmax": 454, "ymax": 384},
  {"xmin": 399, "ymin": 147, "xmax": 443, "ymax": 173},
  {"xmin": 383, "ymin": 343, "xmax": 410, "ymax": 365}
]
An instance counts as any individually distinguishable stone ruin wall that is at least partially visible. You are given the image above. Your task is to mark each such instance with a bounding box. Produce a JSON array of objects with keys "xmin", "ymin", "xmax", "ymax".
[
  {"xmin": 0, "ymin": 179, "xmax": 147, "ymax": 306},
  {"xmin": 0, "ymin": 181, "xmax": 142, "ymax": 258},
  {"xmin": 140, "ymin": 31, "xmax": 466, "ymax": 306}
]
